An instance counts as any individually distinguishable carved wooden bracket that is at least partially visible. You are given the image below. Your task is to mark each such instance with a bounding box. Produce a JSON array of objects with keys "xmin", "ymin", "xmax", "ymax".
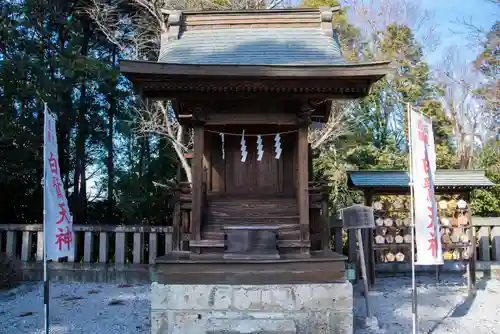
[
  {"xmin": 178, "ymin": 102, "xmax": 208, "ymax": 124},
  {"xmin": 191, "ymin": 106, "xmax": 207, "ymax": 124},
  {"xmin": 297, "ymin": 106, "xmax": 314, "ymax": 125},
  {"xmin": 297, "ymin": 100, "xmax": 326, "ymax": 125}
]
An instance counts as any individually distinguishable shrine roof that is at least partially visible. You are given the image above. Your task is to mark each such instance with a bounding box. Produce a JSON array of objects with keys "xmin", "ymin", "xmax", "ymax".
[
  {"xmin": 347, "ymin": 170, "xmax": 495, "ymax": 191},
  {"xmin": 158, "ymin": 27, "xmax": 345, "ymax": 66},
  {"xmin": 157, "ymin": 8, "xmax": 344, "ymax": 66},
  {"xmin": 119, "ymin": 7, "xmax": 391, "ymax": 105}
]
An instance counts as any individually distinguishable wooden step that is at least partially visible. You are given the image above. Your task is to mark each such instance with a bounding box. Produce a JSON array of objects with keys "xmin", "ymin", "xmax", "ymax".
[
  {"xmin": 189, "ymin": 239, "xmax": 309, "ymax": 249},
  {"xmin": 223, "ymin": 253, "xmax": 280, "ymax": 260},
  {"xmin": 207, "ymin": 195, "xmax": 297, "ymax": 203},
  {"xmin": 209, "ymin": 209, "xmax": 298, "ymax": 218},
  {"xmin": 223, "ymin": 225, "xmax": 280, "ymax": 231},
  {"xmin": 209, "ymin": 200, "xmax": 297, "ymax": 208},
  {"xmin": 279, "ymin": 230, "xmax": 301, "ymax": 240},
  {"xmin": 209, "ymin": 199, "xmax": 297, "ymax": 209},
  {"xmin": 203, "ymin": 225, "xmax": 299, "ymax": 235},
  {"xmin": 207, "ymin": 193, "xmax": 296, "ymax": 201},
  {"xmin": 190, "ymin": 239, "xmax": 309, "ymax": 249},
  {"xmin": 278, "ymin": 240, "xmax": 310, "ymax": 248},
  {"xmin": 205, "ymin": 223, "xmax": 299, "ymax": 230},
  {"xmin": 202, "ymin": 229, "xmax": 301, "ymax": 241},
  {"xmin": 201, "ymin": 231, "xmax": 225, "ymax": 239},
  {"xmin": 208, "ymin": 216, "xmax": 299, "ymax": 225},
  {"xmin": 189, "ymin": 240, "xmax": 225, "ymax": 248}
]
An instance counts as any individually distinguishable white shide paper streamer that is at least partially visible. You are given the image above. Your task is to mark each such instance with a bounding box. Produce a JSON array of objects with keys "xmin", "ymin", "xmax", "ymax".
[
  {"xmin": 256, "ymin": 135, "xmax": 263, "ymax": 161},
  {"xmin": 274, "ymin": 134, "xmax": 282, "ymax": 159},
  {"xmin": 240, "ymin": 130, "xmax": 247, "ymax": 162}
]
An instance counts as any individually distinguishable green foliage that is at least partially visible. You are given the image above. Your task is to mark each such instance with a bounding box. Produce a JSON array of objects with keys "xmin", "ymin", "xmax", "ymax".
[
  {"xmin": 345, "ymin": 143, "xmax": 407, "ymax": 170},
  {"xmin": 313, "ymin": 148, "xmax": 363, "ymax": 215},
  {"xmin": 471, "ymin": 140, "xmax": 500, "ymax": 216},
  {"xmin": 474, "ymin": 21, "xmax": 499, "ymax": 80},
  {"xmin": 301, "ymin": 0, "xmax": 361, "ymax": 59},
  {"xmin": 0, "ymin": 1, "xmax": 178, "ymax": 225},
  {"xmin": 419, "ymin": 100, "xmax": 458, "ymax": 169},
  {"xmin": 473, "ymin": 21, "xmax": 499, "ymax": 128},
  {"xmin": 379, "ymin": 24, "xmax": 434, "ymax": 103}
]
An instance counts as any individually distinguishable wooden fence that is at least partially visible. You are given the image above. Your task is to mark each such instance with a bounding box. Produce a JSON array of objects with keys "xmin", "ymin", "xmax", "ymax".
[
  {"xmin": 474, "ymin": 217, "xmax": 500, "ymax": 261},
  {"xmin": 330, "ymin": 217, "xmax": 500, "ymax": 273},
  {"xmin": 0, "ymin": 224, "xmax": 173, "ymax": 265},
  {"xmin": 0, "ymin": 217, "xmax": 499, "ymax": 271}
]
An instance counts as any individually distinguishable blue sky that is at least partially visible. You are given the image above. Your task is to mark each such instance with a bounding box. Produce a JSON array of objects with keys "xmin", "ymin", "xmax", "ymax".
[
  {"xmin": 338, "ymin": 0, "xmax": 498, "ymax": 65},
  {"xmin": 420, "ymin": 0, "xmax": 499, "ymax": 64}
]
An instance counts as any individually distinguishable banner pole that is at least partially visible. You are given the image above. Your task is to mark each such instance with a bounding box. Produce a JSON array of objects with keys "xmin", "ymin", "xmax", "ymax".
[
  {"xmin": 407, "ymin": 103, "xmax": 418, "ymax": 334},
  {"xmin": 43, "ymin": 102, "xmax": 50, "ymax": 334}
]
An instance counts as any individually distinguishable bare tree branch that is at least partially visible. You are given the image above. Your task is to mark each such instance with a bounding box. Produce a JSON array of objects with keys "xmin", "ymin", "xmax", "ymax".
[
  {"xmin": 351, "ymin": 0, "xmax": 440, "ymax": 57},
  {"xmin": 435, "ymin": 46, "xmax": 497, "ymax": 168},
  {"xmin": 309, "ymin": 102, "xmax": 353, "ymax": 149},
  {"xmin": 134, "ymin": 100, "xmax": 193, "ymax": 182},
  {"xmin": 449, "ymin": 0, "xmax": 499, "ymax": 47}
]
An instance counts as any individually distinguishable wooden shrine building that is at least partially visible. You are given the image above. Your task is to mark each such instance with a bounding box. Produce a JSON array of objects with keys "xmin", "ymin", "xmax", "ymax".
[{"xmin": 121, "ymin": 7, "xmax": 390, "ymax": 284}]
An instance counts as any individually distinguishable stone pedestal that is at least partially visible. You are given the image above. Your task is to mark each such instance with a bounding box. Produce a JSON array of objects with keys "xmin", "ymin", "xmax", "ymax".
[{"xmin": 151, "ymin": 281, "xmax": 353, "ymax": 334}]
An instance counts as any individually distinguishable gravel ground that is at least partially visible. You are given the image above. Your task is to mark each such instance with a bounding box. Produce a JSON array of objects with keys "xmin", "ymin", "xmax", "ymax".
[
  {"xmin": 355, "ymin": 275, "xmax": 500, "ymax": 334},
  {"xmin": 0, "ymin": 283, "xmax": 150, "ymax": 334},
  {"xmin": 0, "ymin": 275, "xmax": 499, "ymax": 334}
]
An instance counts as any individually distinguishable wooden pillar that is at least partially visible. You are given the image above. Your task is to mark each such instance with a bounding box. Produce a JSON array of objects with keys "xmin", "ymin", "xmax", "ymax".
[
  {"xmin": 464, "ymin": 191, "xmax": 476, "ymax": 290},
  {"xmin": 191, "ymin": 124, "xmax": 204, "ymax": 245},
  {"xmin": 172, "ymin": 165, "xmax": 182, "ymax": 252},
  {"xmin": 363, "ymin": 191, "xmax": 376, "ymax": 288},
  {"xmin": 297, "ymin": 126, "xmax": 310, "ymax": 254},
  {"xmin": 321, "ymin": 196, "xmax": 330, "ymax": 253}
]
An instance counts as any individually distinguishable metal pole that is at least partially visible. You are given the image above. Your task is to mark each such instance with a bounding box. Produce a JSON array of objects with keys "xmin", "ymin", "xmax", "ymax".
[
  {"xmin": 407, "ymin": 103, "xmax": 418, "ymax": 334},
  {"xmin": 43, "ymin": 102, "xmax": 50, "ymax": 334},
  {"xmin": 357, "ymin": 229, "xmax": 372, "ymax": 317}
]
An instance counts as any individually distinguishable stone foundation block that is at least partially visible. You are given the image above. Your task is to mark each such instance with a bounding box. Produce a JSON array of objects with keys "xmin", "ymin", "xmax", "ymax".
[{"xmin": 151, "ymin": 281, "xmax": 353, "ymax": 334}]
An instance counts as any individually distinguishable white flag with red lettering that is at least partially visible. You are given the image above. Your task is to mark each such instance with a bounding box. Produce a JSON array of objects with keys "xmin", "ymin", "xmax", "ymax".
[
  {"xmin": 410, "ymin": 108, "xmax": 443, "ymax": 265},
  {"xmin": 44, "ymin": 107, "xmax": 75, "ymax": 260}
]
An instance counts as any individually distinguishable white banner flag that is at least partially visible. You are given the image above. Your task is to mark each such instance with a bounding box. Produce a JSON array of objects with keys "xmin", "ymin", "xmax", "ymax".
[
  {"xmin": 410, "ymin": 108, "xmax": 443, "ymax": 265},
  {"xmin": 44, "ymin": 107, "xmax": 75, "ymax": 260}
]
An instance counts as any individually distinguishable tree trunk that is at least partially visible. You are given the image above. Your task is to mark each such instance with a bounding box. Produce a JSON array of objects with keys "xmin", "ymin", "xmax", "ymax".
[
  {"xmin": 107, "ymin": 46, "xmax": 117, "ymax": 218},
  {"xmin": 57, "ymin": 13, "xmax": 74, "ymax": 192},
  {"xmin": 74, "ymin": 19, "xmax": 91, "ymax": 224}
]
